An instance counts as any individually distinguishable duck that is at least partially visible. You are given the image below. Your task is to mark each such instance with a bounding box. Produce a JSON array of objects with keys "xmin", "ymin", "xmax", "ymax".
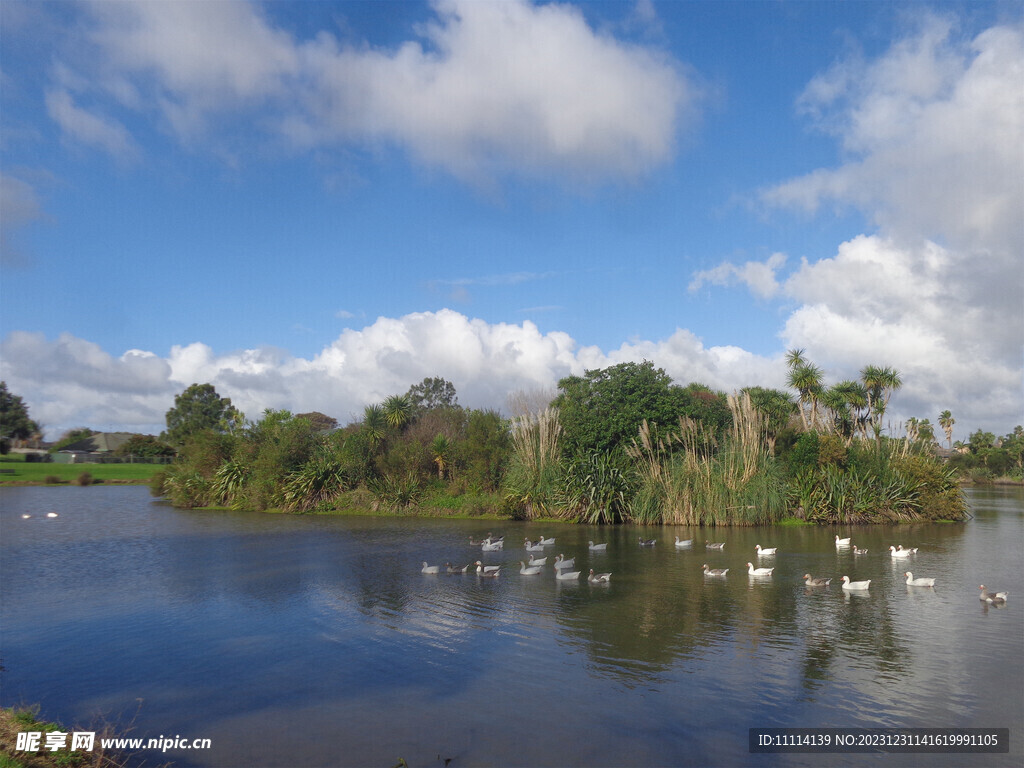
[
  {"xmin": 45, "ymin": 512, "xmax": 58, "ymax": 518},
  {"xmin": 588, "ymin": 541, "xmax": 608, "ymax": 551},
  {"xmin": 979, "ymin": 585, "xmax": 1008, "ymax": 603},
  {"xmin": 840, "ymin": 575, "xmax": 870, "ymax": 591},
  {"xmin": 888, "ymin": 545, "xmax": 916, "ymax": 558},
  {"xmin": 703, "ymin": 564, "xmax": 729, "ymax": 576},
  {"xmin": 904, "ymin": 571, "xmax": 936, "ymax": 587},
  {"xmin": 754, "ymin": 544, "xmax": 777, "ymax": 556},
  {"xmin": 481, "ymin": 540, "xmax": 504, "ymax": 551},
  {"xmin": 527, "ymin": 555, "xmax": 547, "ymax": 567},
  {"xmin": 674, "ymin": 536, "xmax": 693, "ymax": 548},
  {"xmin": 478, "ymin": 567, "xmax": 500, "ymax": 578},
  {"xmin": 524, "ymin": 539, "xmax": 544, "ymax": 552},
  {"xmin": 21, "ymin": 514, "xmax": 31, "ymax": 519},
  {"xmin": 835, "ymin": 535, "xmax": 852, "ymax": 547},
  {"xmin": 475, "ymin": 561, "xmax": 501, "ymax": 574},
  {"xmin": 537, "ymin": 536, "xmax": 556, "ymax": 546},
  {"xmin": 588, "ymin": 569, "xmax": 612, "ymax": 583},
  {"xmin": 421, "ymin": 562, "xmax": 440, "ymax": 574},
  {"xmin": 747, "ymin": 562, "xmax": 774, "ymax": 576},
  {"xmin": 705, "ymin": 542, "xmax": 725, "ymax": 550},
  {"xmin": 468, "ymin": 537, "xmax": 484, "ymax": 545},
  {"xmin": 638, "ymin": 537, "xmax": 657, "ymax": 547},
  {"xmin": 853, "ymin": 545, "xmax": 869, "ymax": 555},
  {"xmin": 520, "ymin": 561, "xmax": 543, "ymax": 576},
  {"xmin": 554, "ymin": 554, "xmax": 575, "ymax": 570},
  {"xmin": 446, "ymin": 562, "xmax": 472, "ymax": 574},
  {"xmin": 485, "ymin": 533, "xmax": 504, "ymax": 543},
  {"xmin": 554, "ymin": 568, "xmax": 581, "ymax": 581},
  {"xmin": 803, "ymin": 574, "xmax": 832, "ymax": 587}
]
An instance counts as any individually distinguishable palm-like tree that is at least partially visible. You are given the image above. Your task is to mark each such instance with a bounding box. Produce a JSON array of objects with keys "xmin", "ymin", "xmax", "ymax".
[
  {"xmin": 362, "ymin": 404, "xmax": 387, "ymax": 452},
  {"xmin": 823, "ymin": 380, "xmax": 868, "ymax": 443},
  {"xmin": 861, "ymin": 364, "xmax": 903, "ymax": 439},
  {"xmin": 382, "ymin": 394, "xmax": 414, "ymax": 430},
  {"xmin": 787, "ymin": 353, "xmax": 824, "ymax": 431},
  {"xmin": 939, "ymin": 410, "xmax": 955, "ymax": 448},
  {"xmin": 430, "ymin": 434, "xmax": 452, "ymax": 480}
]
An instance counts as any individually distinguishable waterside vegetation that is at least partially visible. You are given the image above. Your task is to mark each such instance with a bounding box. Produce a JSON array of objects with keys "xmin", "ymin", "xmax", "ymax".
[{"xmin": 142, "ymin": 354, "xmax": 988, "ymax": 524}]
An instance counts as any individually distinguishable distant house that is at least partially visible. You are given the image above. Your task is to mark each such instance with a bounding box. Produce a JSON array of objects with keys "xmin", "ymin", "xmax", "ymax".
[{"xmin": 55, "ymin": 432, "xmax": 137, "ymax": 463}]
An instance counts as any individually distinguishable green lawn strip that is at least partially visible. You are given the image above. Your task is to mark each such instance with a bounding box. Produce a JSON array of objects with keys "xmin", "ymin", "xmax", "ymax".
[{"xmin": 0, "ymin": 460, "xmax": 159, "ymax": 486}]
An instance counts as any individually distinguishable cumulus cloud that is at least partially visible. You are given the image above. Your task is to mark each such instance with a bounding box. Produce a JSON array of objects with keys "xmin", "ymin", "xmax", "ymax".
[
  {"xmin": 52, "ymin": 0, "xmax": 692, "ymax": 185},
  {"xmin": 693, "ymin": 17, "xmax": 1024, "ymax": 433},
  {"xmin": 1, "ymin": 311, "xmax": 782, "ymax": 440}
]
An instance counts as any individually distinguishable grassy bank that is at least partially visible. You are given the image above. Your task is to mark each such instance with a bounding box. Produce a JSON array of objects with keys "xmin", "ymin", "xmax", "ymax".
[
  {"xmin": 0, "ymin": 456, "xmax": 159, "ymax": 486},
  {"xmin": 0, "ymin": 707, "xmax": 130, "ymax": 768}
]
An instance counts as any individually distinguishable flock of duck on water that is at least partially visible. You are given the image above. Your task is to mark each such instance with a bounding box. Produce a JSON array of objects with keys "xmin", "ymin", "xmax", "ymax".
[{"xmin": 421, "ymin": 532, "xmax": 1009, "ymax": 604}]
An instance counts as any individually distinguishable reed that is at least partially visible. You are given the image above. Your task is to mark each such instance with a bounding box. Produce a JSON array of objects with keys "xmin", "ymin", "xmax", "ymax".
[
  {"xmin": 628, "ymin": 392, "xmax": 787, "ymax": 525},
  {"xmin": 504, "ymin": 408, "xmax": 563, "ymax": 518}
]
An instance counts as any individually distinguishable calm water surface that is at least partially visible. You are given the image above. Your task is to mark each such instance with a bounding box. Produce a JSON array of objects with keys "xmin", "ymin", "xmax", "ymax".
[{"xmin": 1, "ymin": 486, "xmax": 1022, "ymax": 767}]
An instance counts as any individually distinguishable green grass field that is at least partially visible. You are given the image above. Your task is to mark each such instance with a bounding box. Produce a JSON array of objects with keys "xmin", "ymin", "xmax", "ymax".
[{"xmin": 0, "ymin": 455, "xmax": 161, "ymax": 485}]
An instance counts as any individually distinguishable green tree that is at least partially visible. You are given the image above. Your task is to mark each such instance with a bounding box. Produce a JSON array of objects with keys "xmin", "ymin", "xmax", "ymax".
[
  {"xmin": 163, "ymin": 383, "xmax": 240, "ymax": 445},
  {"xmin": 0, "ymin": 381, "xmax": 40, "ymax": 451},
  {"xmin": 361, "ymin": 404, "xmax": 388, "ymax": 453},
  {"xmin": 405, "ymin": 377, "xmax": 459, "ymax": 412},
  {"xmin": 114, "ymin": 434, "xmax": 176, "ymax": 458},
  {"xmin": 463, "ymin": 409, "xmax": 512, "ymax": 492},
  {"xmin": 430, "ymin": 434, "xmax": 452, "ymax": 479},
  {"xmin": 296, "ymin": 411, "xmax": 338, "ymax": 432},
  {"xmin": 48, "ymin": 427, "xmax": 97, "ymax": 453},
  {"xmin": 938, "ymin": 410, "xmax": 955, "ymax": 448},
  {"xmin": 553, "ymin": 361, "xmax": 691, "ymax": 458},
  {"xmin": 742, "ymin": 386, "xmax": 797, "ymax": 453}
]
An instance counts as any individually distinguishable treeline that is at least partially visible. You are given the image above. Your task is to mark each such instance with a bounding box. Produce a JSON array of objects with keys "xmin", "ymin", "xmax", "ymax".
[{"xmin": 153, "ymin": 355, "xmax": 970, "ymax": 524}]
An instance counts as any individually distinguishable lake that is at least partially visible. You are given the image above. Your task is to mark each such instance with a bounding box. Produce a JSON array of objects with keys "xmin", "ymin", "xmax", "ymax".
[{"xmin": 1, "ymin": 485, "xmax": 1021, "ymax": 767}]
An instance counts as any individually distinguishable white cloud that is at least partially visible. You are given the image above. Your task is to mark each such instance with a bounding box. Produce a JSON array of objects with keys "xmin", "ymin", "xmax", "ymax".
[
  {"xmin": 688, "ymin": 252, "xmax": 786, "ymax": 299},
  {"xmin": 2, "ymin": 311, "xmax": 783, "ymax": 440},
  {"xmin": 54, "ymin": 0, "xmax": 692, "ymax": 185},
  {"xmin": 45, "ymin": 89, "xmax": 139, "ymax": 161},
  {"xmin": 763, "ymin": 18, "xmax": 1024, "ymax": 257}
]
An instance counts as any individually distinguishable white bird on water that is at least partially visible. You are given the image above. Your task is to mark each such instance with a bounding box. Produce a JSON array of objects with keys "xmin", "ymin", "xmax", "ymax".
[
  {"xmin": 841, "ymin": 576, "xmax": 870, "ymax": 591},
  {"xmin": 905, "ymin": 572, "xmax": 935, "ymax": 587},
  {"xmin": 747, "ymin": 562, "xmax": 774, "ymax": 577}
]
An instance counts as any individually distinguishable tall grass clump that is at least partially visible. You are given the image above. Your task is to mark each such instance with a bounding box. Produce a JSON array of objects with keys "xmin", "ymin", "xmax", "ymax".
[
  {"xmin": 503, "ymin": 407, "xmax": 562, "ymax": 519},
  {"xmin": 628, "ymin": 393, "xmax": 787, "ymax": 525}
]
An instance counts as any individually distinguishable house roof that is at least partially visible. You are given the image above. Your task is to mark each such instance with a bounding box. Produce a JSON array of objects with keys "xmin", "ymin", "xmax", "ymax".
[{"xmin": 59, "ymin": 432, "xmax": 137, "ymax": 453}]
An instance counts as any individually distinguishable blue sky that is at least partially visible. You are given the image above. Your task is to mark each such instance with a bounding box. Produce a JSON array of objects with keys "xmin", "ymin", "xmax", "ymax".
[{"xmin": 1, "ymin": 0, "xmax": 1021, "ymax": 440}]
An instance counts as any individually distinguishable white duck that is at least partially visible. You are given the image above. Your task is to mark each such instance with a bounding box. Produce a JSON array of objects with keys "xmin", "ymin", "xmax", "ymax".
[
  {"xmin": 588, "ymin": 541, "xmax": 608, "ymax": 551},
  {"xmin": 527, "ymin": 554, "xmax": 547, "ymax": 567},
  {"xmin": 835, "ymin": 535, "xmax": 852, "ymax": 548},
  {"xmin": 554, "ymin": 568, "xmax": 581, "ymax": 581},
  {"xmin": 703, "ymin": 564, "xmax": 729, "ymax": 576},
  {"xmin": 840, "ymin": 575, "xmax": 870, "ymax": 591},
  {"xmin": 475, "ymin": 561, "xmax": 501, "ymax": 574},
  {"xmin": 421, "ymin": 562, "xmax": 440, "ymax": 574},
  {"xmin": 46, "ymin": 512, "xmax": 58, "ymax": 518},
  {"xmin": 674, "ymin": 536, "xmax": 693, "ymax": 548},
  {"xmin": 905, "ymin": 571, "xmax": 935, "ymax": 587},
  {"xmin": 979, "ymin": 585, "xmax": 1008, "ymax": 603},
  {"xmin": 537, "ymin": 536, "xmax": 556, "ymax": 546},
  {"xmin": 21, "ymin": 514, "xmax": 31, "ymax": 519},
  {"xmin": 705, "ymin": 542, "xmax": 725, "ymax": 551},
  {"xmin": 853, "ymin": 545, "xmax": 869, "ymax": 555},
  {"xmin": 554, "ymin": 554, "xmax": 575, "ymax": 570},
  {"xmin": 481, "ymin": 540, "xmax": 504, "ymax": 551},
  {"xmin": 524, "ymin": 539, "xmax": 544, "ymax": 552},
  {"xmin": 588, "ymin": 569, "xmax": 612, "ymax": 583},
  {"xmin": 754, "ymin": 544, "xmax": 777, "ymax": 556},
  {"xmin": 889, "ymin": 545, "xmax": 916, "ymax": 558},
  {"xmin": 520, "ymin": 561, "xmax": 543, "ymax": 576},
  {"xmin": 803, "ymin": 574, "xmax": 832, "ymax": 587},
  {"xmin": 747, "ymin": 562, "xmax": 774, "ymax": 577}
]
